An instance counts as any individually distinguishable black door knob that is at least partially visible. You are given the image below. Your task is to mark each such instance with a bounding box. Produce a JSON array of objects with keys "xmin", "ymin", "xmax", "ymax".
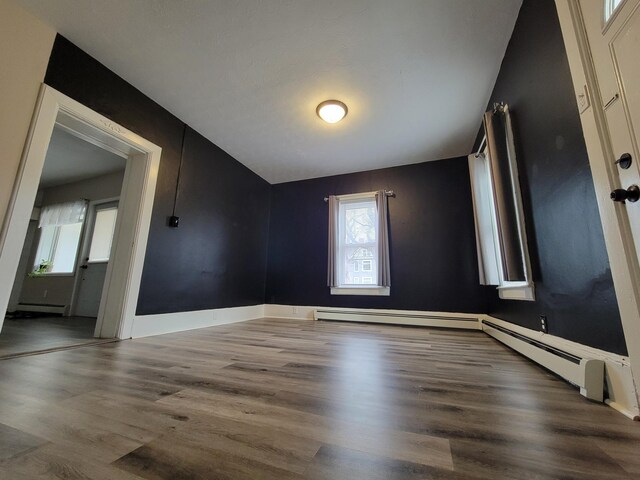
[
  {"xmin": 611, "ymin": 185, "xmax": 640, "ymax": 203},
  {"xmin": 615, "ymin": 153, "xmax": 632, "ymax": 169}
]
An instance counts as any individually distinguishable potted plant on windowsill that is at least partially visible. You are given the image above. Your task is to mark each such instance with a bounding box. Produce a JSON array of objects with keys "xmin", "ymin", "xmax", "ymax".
[{"xmin": 29, "ymin": 260, "xmax": 52, "ymax": 277}]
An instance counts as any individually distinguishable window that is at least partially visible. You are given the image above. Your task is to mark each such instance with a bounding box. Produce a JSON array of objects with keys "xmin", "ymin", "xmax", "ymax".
[
  {"xmin": 33, "ymin": 223, "xmax": 83, "ymax": 274},
  {"xmin": 604, "ymin": 0, "xmax": 624, "ymax": 23},
  {"xmin": 469, "ymin": 104, "xmax": 534, "ymax": 301},
  {"xmin": 327, "ymin": 191, "xmax": 391, "ymax": 296},
  {"xmin": 32, "ymin": 200, "xmax": 87, "ymax": 275},
  {"xmin": 88, "ymin": 207, "xmax": 118, "ymax": 262}
]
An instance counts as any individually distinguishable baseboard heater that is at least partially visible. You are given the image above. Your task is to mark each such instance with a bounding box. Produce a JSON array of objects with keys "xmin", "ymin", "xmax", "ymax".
[
  {"xmin": 15, "ymin": 303, "xmax": 66, "ymax": 315},
  {"xmin": 482, "ymin": 319, "xmax": 604, "ymax": 402},
  {"xmin": 314, "ymin": 309, "xmax": 480, "ymax": 330}
]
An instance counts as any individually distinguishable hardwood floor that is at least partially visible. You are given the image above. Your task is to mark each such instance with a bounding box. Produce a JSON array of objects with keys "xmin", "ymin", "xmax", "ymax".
[
  {"xmin": 0, "ymin": 315, "xmax": 109, "ymax": 358},
  {"xmin": 0, "ymin": 317, "xmax": 638, "ymax": 479}
]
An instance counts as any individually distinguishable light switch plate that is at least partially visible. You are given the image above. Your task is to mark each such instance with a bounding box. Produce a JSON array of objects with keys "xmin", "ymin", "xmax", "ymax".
[{"xmin": 577, "ymin": 84, "xmax": 590, "ymax": 114}]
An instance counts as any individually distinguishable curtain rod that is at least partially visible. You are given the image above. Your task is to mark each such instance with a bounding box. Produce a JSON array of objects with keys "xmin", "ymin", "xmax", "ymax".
[{"xmin": 324, "ymin": 190, "xmax": 395, "ymax": 202}]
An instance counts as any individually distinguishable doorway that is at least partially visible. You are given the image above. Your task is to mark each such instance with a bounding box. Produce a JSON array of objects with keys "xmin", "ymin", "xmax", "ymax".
[
  {"xmin": 73, "ymin": 200, "xmax": 119, "ymax": 318},
  {"xmin": 1, "ymin": 124, "xmax": 125, "ymax": 356},
  {"xmin": 0, "ymin": 85, "xmax": 161, "ymax": 356}
]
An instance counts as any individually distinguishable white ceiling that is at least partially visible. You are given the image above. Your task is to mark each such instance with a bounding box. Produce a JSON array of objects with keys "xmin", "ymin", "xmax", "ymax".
[
  {"xmin": 40, "ymin": 126, "xmax": 126, "ymax": 188},
  {"xmin": 19, "ymin": 0, "xmax": 522, "ymax": 184}
]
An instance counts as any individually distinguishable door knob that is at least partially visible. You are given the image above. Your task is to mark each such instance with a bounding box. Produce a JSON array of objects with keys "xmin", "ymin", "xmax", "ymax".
[
  {"xmin": 611, "ymin": 185, "xmax": 640, "ymax": 203},
  {"xmin": 615, "ymin": 153, "xmax": 632, "ymax": 169}
]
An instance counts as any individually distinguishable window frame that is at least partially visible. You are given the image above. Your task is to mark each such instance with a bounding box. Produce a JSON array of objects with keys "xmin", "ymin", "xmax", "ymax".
[
  {"xmin": 470, "ymin": 146, "xmax": 534, "ymax": 301},
  {"xmin": 603, "ymin": 0, "xmax": 627, "ymax": 31},
  {"xmin": 87, "ymin": 205, "xmax": 119, "ymax": 264},
  {"xmin": 330, "ymin": 192, "xmax": 390, "ymax": 296},
  {"xmin": 32, "ymin": 222, "xmax": 84, "ymax": 276}
]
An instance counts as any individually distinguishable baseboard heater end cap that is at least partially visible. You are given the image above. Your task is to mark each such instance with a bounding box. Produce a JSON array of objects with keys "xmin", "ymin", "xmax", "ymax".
[{"xmin": 580, "ymin": 358, "xmax": 605, "ymax": 402}]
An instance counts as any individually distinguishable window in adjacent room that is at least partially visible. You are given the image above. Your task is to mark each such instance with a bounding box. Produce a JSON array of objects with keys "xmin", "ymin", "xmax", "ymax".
[
  {"xmin": 32, "ymin": 200, "xmax": 86, "ymax": 275},
  {"xmin": 327, "ymin": 191, "xmax": 391, "ymax": 296},
  {"xmin": 88, "ymin": 206, "xmax": 118, "ymax": 263}
]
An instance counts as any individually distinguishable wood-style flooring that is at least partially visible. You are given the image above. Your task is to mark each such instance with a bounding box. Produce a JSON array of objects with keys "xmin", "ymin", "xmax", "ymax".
[
  {"xmin": 0, "ymin": 317, "xmax": 638, "ymax": 479},
  {"xmin": 0, "ymin": 315, "xmax": 109, "ymax": 358}
]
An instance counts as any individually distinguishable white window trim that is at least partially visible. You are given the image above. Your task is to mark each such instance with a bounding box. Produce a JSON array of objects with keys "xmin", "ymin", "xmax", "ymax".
[
  {"xmin": 33, "ymin": 223, "xmax": 84, "ymax": 276},
  {"xmin": 331, "ymin": 191, "xmax": 390, "ymax": 296},
  {"xmin": 470, "ymin": 144, "xmax": 535, "ymax": 302},
  {"xmin": 331, "ymin": 286, "xmax": 390, "ymax": 296}
]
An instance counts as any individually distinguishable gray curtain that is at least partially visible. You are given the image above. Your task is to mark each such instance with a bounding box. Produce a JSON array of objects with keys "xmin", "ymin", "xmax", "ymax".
[
  {"xmin": 376, "ymin": 191, "xmax": 391, "ymax": 287},
  {"xmin": 327, "ymin": 195, "xmax": 339, "ymax": 287}
]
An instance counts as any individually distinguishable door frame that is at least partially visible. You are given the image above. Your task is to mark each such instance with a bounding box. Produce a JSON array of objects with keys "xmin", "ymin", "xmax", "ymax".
[
  {"xmin": 555, "ymin": 0, "xmax": 640, "ymax": 417},
  {"xmin": 0, "ymin": 84, "xmax": 161, "ymax": 339},
  {"xmin": 69, "ymin": 197, "xmax": 119, "ymax": 322}
]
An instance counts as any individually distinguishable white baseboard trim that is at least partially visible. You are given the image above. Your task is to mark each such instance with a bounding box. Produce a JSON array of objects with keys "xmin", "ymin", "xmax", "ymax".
[
  {"xmin": 483, "ymin": 315, "xmax": 639, "ymax": 419},
  {"xmin": 264, "ymin": 304, "xmax": 481, "ymax": 329},
  {"xmin": 263, "ymin": 304, "xmax": 318, "ymax": 320},
  {"xmin": 14, "ymin": 303, "xmax": 66, "ymax": 315},
  {"xmin": 130, "ymin": 304, "xmax": 264, "ymax": 338}
]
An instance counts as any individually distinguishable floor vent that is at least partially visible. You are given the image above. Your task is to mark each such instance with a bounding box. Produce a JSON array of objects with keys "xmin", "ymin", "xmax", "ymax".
[
  {"xmin": 314, "ymin": 308, "xmax": 480, "ymax": 330},
  {"xmin": 482, "ymin": 319, "xmax": 604, "ymax": 402}
]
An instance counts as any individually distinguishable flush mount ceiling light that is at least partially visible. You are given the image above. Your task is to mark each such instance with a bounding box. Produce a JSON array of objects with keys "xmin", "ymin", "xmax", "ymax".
[{"xmin": 316, "ymin": 100, "xmax": 348, "ymax": 123}]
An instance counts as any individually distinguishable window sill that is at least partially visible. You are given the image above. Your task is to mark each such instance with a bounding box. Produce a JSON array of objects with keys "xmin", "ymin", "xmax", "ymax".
[
  {"xmin": 30, "ymin": 272, "xmax": 75, "ymax": 278},
  {"xmin": 331, "ymin": 286, "xmax": 390, "ymax": 296},
  {"xmin": 498, "ymin": 283, "xmax": 535, "ymax": 301}
]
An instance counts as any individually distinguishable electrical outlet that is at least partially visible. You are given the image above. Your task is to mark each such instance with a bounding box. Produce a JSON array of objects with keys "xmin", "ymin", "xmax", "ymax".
[
  {"xmin": 539, "ymin": 314, "xmax": 548, "ymax": 333},
  {"xmin": 293, "ymin": 306, "xmax": 299, "ymax": 314}
]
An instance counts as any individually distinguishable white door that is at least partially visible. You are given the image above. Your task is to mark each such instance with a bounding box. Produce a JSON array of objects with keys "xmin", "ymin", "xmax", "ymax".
[
  {"xmin": 582, "ymin": 0, "xmax": 640, "ymax": 261},
  {"xmin": 562, "ymin": 0, "xmax": 640, "ymax": 415},
  {"xmin": 74, "ymin": 202, "xmax": 118, "ymax": 318}
]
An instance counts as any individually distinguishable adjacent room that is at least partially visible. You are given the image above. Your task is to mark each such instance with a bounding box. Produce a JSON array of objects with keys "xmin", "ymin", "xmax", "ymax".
[
  {"xmin": 0, "ymin": 0, "xmax": 639, "ymax": 478},
  {"xmin": 1, "ymin": 125, "xmax": 125, "ymax": 357}
]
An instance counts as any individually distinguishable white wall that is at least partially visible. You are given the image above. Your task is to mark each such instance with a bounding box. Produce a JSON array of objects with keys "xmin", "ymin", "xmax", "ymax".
[
  {"xmin": 41, "ymin": 170, "xmax": 125, "ymax": 206},
  {"xmin": 0, "ymin": 0, "xmax": 55, "ymax": 242}
]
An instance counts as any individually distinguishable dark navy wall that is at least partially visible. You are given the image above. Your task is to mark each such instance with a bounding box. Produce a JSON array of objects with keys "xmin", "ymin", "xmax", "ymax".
[
  {"xmin": 45, "ymin": 36, "xmax": 270, "ymax": 315},
  {"xmin": 266, "ymin": 158, "xmax": 492, "ymax": 313},
  {"xmin": 481, "ymin": 0, "xmax": 626, "ymax": 354}
]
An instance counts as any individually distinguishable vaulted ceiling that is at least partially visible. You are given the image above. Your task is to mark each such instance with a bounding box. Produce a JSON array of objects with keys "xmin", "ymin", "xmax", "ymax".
[{"xmin": 18, "ymin": 0, "xmax": 522, "ymax": 183}]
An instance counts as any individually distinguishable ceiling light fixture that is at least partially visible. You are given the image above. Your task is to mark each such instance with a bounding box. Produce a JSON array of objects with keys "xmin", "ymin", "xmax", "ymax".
[{"xmin": 316, "ymin": 100, "xmax": 348, "ymax": 124}]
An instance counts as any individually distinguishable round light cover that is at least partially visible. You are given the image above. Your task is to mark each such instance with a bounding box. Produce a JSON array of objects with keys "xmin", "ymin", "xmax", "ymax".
[{"xmin": 316, "ymin": 100, "xmax": 348, "ymax": 123}]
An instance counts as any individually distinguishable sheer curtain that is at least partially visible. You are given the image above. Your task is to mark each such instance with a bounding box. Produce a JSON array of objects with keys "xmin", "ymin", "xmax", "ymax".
[{"xmin": 38, "ymin": 200, "xmax": 87, "ymax": 228}]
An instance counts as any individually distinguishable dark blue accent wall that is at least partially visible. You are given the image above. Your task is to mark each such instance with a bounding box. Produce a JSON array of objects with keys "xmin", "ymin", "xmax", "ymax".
[
  {"xmin": 266, "ymin": 158, "xmax": 492, "ymax": 313},
  {"xmin": 479, "ymin": 0, "xmax": 626, "ymax": 355},
  {"xmin": 45, "ymin": 36, "xmax": 271, "ymax": 315},
  {"xmin": 43, "ymin": 7, "xmax": 628, "ymax": 357}
]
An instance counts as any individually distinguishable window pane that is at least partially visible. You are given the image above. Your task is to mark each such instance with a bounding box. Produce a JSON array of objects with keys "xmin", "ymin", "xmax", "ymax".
[
  {"xmin": 50, "ymin": 223, "xmax": 82, "ymax": 273},
  {"xmin": 344, "ymin": 204, "xmax": 376, "ymax": 244},
  {"xmin": 341, "ymin": 245, "xmax": 377, "ymax": 285},
  {"xmin": 34, "ymin": 225, "xmax": 56, "ymax": 269},
  {"xmin": 604, "ymin": 0, "xmax": 624, "ymax": 21},
  {"xmin": 336, "ymin": 196, "xmax": 379, "ymax": 287},
  {"xmin": 89, "ymin": 207, "xmax": 118, "ymax": 262}
]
